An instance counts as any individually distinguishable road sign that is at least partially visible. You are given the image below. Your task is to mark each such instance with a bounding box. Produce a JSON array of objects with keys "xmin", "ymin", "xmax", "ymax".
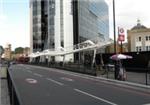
[
  {"xmin": 119, "ymin": 28, "xmax": 125, "ymax": 35},
  {"xmin": 118, "ymin": 35, "xmax": 125, "ymax": 41}
]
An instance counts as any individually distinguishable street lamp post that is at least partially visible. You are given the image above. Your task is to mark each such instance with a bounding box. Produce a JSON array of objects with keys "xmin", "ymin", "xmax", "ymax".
[
  {"xmin": 113, "ymin": 0, "xmax": 116, "ymax": 54},
  {"xmin": 112, "ymin": 0, "xmax": 118, "ymax": 79}
]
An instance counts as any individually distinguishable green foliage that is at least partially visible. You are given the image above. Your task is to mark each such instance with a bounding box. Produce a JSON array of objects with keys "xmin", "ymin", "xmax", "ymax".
[
  {"xmin": 24, "ymin": 47, "xmax": 30, "ymax": 51},
  {"xmin": 0, "ymin": 45, "xmax": 4, "ymax": 55},
  {"xmin": 15, "ymin": 47, "xmax": 24, "ymax": 54},
  {"xmin": 11, "ymin": 51, "xmax": 15, "ymax": 54}
]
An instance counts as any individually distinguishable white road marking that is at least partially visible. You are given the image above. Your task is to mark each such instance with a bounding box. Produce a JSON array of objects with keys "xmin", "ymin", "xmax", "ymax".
[
  {"xmin": 26, "ymin": 65, "xmax": 100, "ymax": 82},
  {"xmin": 74, "ymin": 89, "xmax": 117, "ymax": 105},
  {"xmin": 33, "ymin": 73, "xmax": 43, "ymax": 77},
  {"xmin": 25, "ymin": 78, "xmax": 37, "ymax": 84},
  {"xmin": 143, "ymin": 104, "xmax": 150, "ymax": 105},
  {"xmin": 25, "ymin": 67, "xmax": 30, "ymax": 69},
  {"xmin": 46, "ymin": 78, "xmax": 64, "ymax": 86},
  {"xmin": 26, "ymin": 70, "xmax": 32, "ymax": 73},
  {"xmin": 61, "ymin": 77, "xmax": 74, "ymax": 82}
]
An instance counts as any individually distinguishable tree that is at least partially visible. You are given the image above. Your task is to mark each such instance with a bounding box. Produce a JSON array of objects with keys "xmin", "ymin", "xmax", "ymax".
[
  {"xmin": 24, "ymin": 47, "xmax": 30, "ymax": 52},
  {"xmin": 0, "ymin": 45, "xmax": 4, "ymax": 55},
  {"xmin": 15, "ymin": 47, "xmax": 24, "ymax": 54}
]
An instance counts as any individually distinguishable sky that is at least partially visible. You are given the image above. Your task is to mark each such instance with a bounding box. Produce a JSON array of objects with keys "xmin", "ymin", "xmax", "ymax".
[
  {"xmin": 0, "ymin": 0, "xmax": 150, "ymax": 50},
  {"xmin": 106, "ymin": 0, "xmax": 150, "ymax": 41},
  {"xmin": 0, "ymin": 0, "xmax": 29, "ymax": 50}
]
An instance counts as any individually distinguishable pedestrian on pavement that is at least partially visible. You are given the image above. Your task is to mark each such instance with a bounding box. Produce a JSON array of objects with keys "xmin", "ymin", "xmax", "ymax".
[
  {"xmin": 115, "ymin": 60, "xmax": 120, "ymax": 80},
  {"xmin": 117, "ymin": 60, "xmax": 126, "ymax": 81}
]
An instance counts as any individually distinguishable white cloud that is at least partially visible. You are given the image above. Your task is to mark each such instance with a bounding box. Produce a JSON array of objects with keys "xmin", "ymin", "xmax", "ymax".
[
  {"xmin": 0, "ymin": 0, "xmax": 30, "ymax": 50},
  {"xmin": 0, "ymin": 17, "xmax": 29, "ymax": 50},
  {"xmin": 1, "ymin": 0, "xmax": 150, "ymax": 49},
  {"xmin": 108, "ymin": 0, "xmax": 150, "ymax": 41},
  {"xmin": 0, "ymin": 14, "xmax": 6, "ymax": 21}
]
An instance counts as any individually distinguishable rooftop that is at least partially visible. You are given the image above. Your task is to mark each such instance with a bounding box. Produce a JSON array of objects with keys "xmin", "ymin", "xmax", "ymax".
[{"xmin": 131, "ymin": 19, "xmax": 147, "ymax": 30}]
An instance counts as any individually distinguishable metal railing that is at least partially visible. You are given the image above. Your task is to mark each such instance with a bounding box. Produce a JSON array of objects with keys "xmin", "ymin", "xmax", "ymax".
[
  {"xmin": 28, "ymin": 62, "xmax": 150, "ymax": 85},
  {"xmin": 30, "ymin": 62, "xmax": 97, "ymax": 76},
  {"xmin": 7, "ymin": 67, "xmax": 22, "ymax": 105}
]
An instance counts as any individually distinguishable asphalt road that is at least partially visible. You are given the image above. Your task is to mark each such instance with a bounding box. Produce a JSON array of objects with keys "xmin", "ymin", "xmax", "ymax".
[{"xmin": 8, "ymin": 64, "xmax": 150, "ymax": 105}]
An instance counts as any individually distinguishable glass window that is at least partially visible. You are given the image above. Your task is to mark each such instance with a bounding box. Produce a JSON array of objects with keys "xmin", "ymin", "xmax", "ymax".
[
  {"xmin": 139, "ymin": 46, "xmax": 141, "ymax": 51},
  {"xmin": 136, "ymin": 47, "xmax": 138, "ymax": 52},
  {"xmin": 139, "ymin": 37, "xmax": 141, "ymax": 41},
  {"xmin": 136, "ymin": 46, "xmax": 142, "ymax": 52},
  {"xmin": 33, "ymin": 1, "xmax": 37, "ymax": 7},
  {"xmin": 78, "ymin": 0, "xmax": 109, "ymax": 42},
  {"xmin": 146, "ymin": 36, "xmax": 148, "ymax": 41},
  {"xmin": 146, "ymin": 46, "xmax": 149, "ymax": 51}
]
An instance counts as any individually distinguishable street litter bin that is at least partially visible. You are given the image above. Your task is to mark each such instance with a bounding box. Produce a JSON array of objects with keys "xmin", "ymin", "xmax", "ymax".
[{"xmin": 0, "ymin": 66, "xmax": 7, "ymax": 79}]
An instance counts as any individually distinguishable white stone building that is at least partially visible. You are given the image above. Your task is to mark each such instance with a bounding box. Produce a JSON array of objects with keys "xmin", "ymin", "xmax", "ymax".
[{"xmin": 127, "ymin": 20, "xmax": 150, "ymax": 52}]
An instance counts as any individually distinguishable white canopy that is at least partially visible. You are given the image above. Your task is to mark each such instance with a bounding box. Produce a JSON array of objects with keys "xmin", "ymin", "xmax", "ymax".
[{"xmin": 28, "ymin": 40, "xmax": 112, "ymax": 58}]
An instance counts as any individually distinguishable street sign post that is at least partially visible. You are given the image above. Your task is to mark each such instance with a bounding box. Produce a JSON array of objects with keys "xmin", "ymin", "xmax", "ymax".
[{"xmin": 118, "ymin": 27, "xmax": 125, "ymax": 53}]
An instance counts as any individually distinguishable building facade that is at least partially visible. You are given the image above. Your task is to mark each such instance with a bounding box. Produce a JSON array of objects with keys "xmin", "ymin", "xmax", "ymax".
[
  {"xmin": 30, "ymin": 0, "xmax": 109, "ymax": 62},
  {"xmin": 127, "ymin": 20, "xmax": 150, "ymax": 52},
  {"xmin": 2, "ymin": 44, "xmax": 11, "ymax": 60}
]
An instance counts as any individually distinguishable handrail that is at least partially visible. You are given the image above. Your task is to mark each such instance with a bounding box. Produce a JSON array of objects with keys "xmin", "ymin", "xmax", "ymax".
[{"xmin": 7, "ymin": 67, "xmax": 23, "ymax": 105}]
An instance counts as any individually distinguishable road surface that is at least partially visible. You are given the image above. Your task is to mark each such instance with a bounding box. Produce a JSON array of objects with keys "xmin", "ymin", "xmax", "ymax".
[{"xmin": 8, "ymin": 64, "xmax": 150, "ymax": 105}]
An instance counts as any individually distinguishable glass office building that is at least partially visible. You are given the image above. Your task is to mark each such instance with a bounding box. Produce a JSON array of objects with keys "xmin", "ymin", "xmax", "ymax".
[
  {"xmin": 30, "ymin": 0, "xmax": 49, "ymax": 52},
  {"xmin": 78, "ymin": 0, "xmax": 109, "ymax": 43},
  {"xmin": 30, "ymin": 0, "xmax": 109, "ymax": 62}
]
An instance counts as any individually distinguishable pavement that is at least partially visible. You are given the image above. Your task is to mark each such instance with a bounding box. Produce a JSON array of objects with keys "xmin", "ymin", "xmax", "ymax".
[
  {"xmin": 0, "ymin": 66, "xmax": 10, "ymax": 105},
  {"xmin": 0, "ymin": 64, "xmax": 150, "ymax": 105},
  {"xmin": 97, "ymin": 69, "xmax": 150, "ymax": 85},
  {"xmin": 0, "ymin": 79, "xmax": 10, "ymax": 105},
  {"xmin": 126, "ymin": 71, "xmax": 150, "ymax": 85}
]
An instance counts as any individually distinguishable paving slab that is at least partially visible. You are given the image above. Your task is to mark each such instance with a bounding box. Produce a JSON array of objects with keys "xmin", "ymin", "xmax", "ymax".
[{"xmin": 0, "ymin": 66, "xmax": 10, "ymax": 105}]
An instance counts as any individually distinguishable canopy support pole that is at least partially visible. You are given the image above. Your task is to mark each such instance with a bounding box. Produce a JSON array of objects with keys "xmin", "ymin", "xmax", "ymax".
[{"xmin": 92, "ymin": 49, "xmax": 97, "ymax": 68}]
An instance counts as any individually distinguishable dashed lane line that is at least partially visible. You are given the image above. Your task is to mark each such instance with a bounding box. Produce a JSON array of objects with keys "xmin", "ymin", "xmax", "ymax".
[
  {"xmin": 74, "ymin": 88, "xmax": 117, "ymax": 105},
  {"xmin": 26, "ymin": 70, "xmax": 32, "ymax": 73},
  {"xmin": 46, "ymin": 78, "xmax": 64, "ymax": 86},
  {"xmin": 61, "ymin": 77, "xmax": 74, "ymax": 82},
  {"xmin": 33, "ymin": 73, "xmax": 43, "ymax": 78}
]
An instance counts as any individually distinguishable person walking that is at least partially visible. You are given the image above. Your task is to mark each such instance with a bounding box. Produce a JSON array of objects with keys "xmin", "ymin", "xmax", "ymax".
[{"xmin": 117, "ymin": 60, "xmax": 126, "ymax": 80}]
